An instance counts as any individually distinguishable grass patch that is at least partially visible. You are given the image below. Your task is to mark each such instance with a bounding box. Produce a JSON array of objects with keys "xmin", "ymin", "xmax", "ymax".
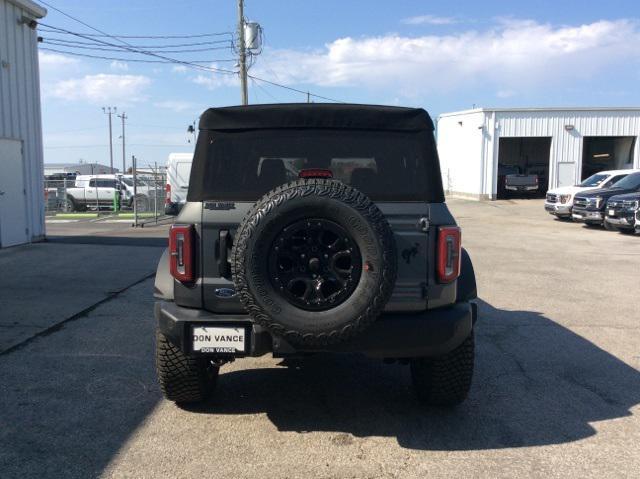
[{"xmin": 53, "ymin": 213, "xmax": 99, "ymax": 219}]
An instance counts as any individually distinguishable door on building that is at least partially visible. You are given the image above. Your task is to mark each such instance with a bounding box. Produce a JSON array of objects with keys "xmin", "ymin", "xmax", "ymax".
[
  {"xmin": 496, "ymin": 137, "xmax": 552, "ymax": 199},
  {"xmin": 0, "ymin": 139, "xmax": 29, "ymax": 247},
  {"xmin": 581, "ymin": 136, "xmax": 636, "ymax": 180}
]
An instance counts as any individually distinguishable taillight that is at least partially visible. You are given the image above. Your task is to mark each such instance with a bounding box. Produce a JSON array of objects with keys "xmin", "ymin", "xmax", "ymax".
[
  {"xmin": 169, "ymin": 224, "xmax": 194, "ymax": 282},
  {"xmin": 298, "ymin": 168, "xmax": 333, "ymax": 179},
  {"xmin": 437, "ymin": 226, "xmax": 461, "ymax": 283},
  {"xmin": 165, "ymin": 184, "xmax": 171, "ymax": 204}
]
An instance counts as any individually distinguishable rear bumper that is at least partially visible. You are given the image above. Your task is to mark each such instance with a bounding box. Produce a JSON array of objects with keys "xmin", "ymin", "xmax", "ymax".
[
  {"xmin": 155, "ymin": 300, "xmax": 476, "ymax": 359},
  {"xmin": 506, "ymin": 185, "xmax": 538, "ymax": 192}
]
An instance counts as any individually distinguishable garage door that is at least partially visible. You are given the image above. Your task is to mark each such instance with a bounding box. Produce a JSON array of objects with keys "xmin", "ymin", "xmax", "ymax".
[{"xmin": 0, "ymin": 139, "xmax": 28, "ymax": 247}]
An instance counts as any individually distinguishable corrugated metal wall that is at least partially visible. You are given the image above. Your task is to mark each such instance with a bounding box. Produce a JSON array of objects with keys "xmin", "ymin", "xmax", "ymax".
[
  {"xmin": 439, "ymin": 108, "xmax": 640, "ymax": 199},
  {"xmin": 0, "ymin": 0, "xmax": 45, "ymax": 243},
  {"xmin": 494, "ymin": 110, "xmax": 640, "ymax": 192}
]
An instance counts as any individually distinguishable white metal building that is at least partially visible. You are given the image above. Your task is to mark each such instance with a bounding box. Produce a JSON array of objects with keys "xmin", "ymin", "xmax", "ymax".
[
  {"xmin": 44, "ymin": 163, "xmax": 117, "ymax": 176},
  {"xmin": 0, "ymin": 0, "xmax": 46, "ymax": 247},
  {"xmin": 437, "ymin": 108, "xmax": 640, "ymax": 200}
]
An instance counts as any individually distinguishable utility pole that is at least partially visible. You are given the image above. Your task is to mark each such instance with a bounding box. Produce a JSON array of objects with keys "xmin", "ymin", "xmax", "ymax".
[
  {"xmin": 117, "ymin": 112, "xmax": 127, "ymax": 173},
  {"xmin": 102, "ymin": 106, "xmax": 116, "ymax": 172},
  {"xmin": 237, "ymin": 0, "xmax": 248, "ymax": 105}
]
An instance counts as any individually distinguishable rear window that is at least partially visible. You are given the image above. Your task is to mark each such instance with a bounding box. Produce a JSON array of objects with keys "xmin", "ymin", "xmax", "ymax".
[{"xmin": 188, "ymin": 129, "xmax": 443, "ymax": 202}]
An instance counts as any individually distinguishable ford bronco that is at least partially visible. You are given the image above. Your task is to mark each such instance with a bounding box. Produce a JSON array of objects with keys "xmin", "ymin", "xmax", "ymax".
[{"xmin": 154, "ymin": 104, "xmax": 478, "ymax": 407}]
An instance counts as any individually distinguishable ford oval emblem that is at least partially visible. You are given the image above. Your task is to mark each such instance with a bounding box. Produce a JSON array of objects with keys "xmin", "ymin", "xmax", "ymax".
[{"xmin": 215, "ymin": 287, "xmax": 237, "ymax": 298}]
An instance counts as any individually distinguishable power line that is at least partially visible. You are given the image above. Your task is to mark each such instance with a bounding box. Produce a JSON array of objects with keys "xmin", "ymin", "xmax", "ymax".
[
  {"xmin": 40, "ymin": 37, "xmax": 233, "ymax": 48},
  {"xmin": 37, "ymin": 1, "xmax": 345, "ymax": 104},
  {"xmin": 37, "ymin": 27, "xmax": 233, "ymax": 39},
  {"xmin": 42, "ymin": 39, "xmax": 234, "ymax": 54},
  {"xmin": 39, "ymin": 47, "xmax": 235, "ymax": 64},
  {"xmin": 37, "ymin": 21, "xmax": 237, "ymax": 76},
  {"xmin": 248, "ymin": 74, "xmax": 345, "ymax": 103}
]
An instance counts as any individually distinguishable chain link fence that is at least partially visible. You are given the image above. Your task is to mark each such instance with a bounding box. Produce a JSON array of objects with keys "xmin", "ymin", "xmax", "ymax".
[{"xmin": 44, "ymin": 169, "xmax": 168, "ymax": 225}]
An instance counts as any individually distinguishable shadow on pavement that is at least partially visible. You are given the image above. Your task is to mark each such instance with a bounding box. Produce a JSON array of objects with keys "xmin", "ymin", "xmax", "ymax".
[
  {"xmin": 0, "ymin": 282, "xmax": 161, "ymax": 478},
  {"xmin": 47, "ymin": 235, "xmax": 167, "ymax": 247},
  {"xmin": 191, "ymin": 299, "xmax": 640, "ymax": 450}
]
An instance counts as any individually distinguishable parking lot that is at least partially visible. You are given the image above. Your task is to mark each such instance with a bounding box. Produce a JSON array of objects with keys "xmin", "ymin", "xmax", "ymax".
[{"xmin": 1, "ymin": 198, "xmax": 638, "ymax": 478}]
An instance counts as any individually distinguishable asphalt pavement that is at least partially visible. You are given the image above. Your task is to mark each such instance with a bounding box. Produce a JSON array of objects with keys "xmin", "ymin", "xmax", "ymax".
[{"xmin": 0, "ymin": 200, "xmax": 638, "ymax": 478}]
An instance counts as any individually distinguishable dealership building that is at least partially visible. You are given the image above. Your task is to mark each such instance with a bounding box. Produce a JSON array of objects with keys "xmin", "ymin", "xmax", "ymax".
[{"xmin": 437, "ymin": 108, "xmax": 640, "ymax": 200}]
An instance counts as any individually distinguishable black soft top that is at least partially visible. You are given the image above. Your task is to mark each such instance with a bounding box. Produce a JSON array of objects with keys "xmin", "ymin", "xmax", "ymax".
[{"xmin": 199, "ymin": 103, "xmax": 434, "ymax": 131}]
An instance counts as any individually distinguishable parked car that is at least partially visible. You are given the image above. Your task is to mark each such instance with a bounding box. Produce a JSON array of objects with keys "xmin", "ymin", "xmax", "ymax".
[
  {"xmin": 545, "ymin": 169, "xmax": 634, "ymax": 219},
  {"xmin": 498, "ymin": 164, "xmax": 538, "ymax": 196},
  {"xmin": 572, "ymin": 172, "xmax": 640, "ymax": 227},
  {"xmin": 154, "ymin": 104, "xmax": 478, "ymax": 407},
  {"xmin": 604, "ymin": 192, "xmax": 640, "ymax": 234},
  {"xmin": 165, "ymin": 153, "xmax": 193, "ymax": 215}
]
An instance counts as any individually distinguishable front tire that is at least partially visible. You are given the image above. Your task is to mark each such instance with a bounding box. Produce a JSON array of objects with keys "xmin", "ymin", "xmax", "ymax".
[
  {"xmin": 604, "ymin": 221, "xmax": 616, "ymax": 231},
  {"xmin": 155, "ymin": 331, "xmax": 219, "ymax": 404},
  {"xmin": 410, "ymin": 332, "xmax": 475, "ymax": 407}
]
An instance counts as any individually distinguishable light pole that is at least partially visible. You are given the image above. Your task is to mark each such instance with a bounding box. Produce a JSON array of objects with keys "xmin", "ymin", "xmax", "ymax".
[
  {"xmin": 117, "ymin": 112, "xmax": 127, "ymax": 173},
  {"xmin": 102, "ymin": 106, "xmax": 117, "ymax": 172}
]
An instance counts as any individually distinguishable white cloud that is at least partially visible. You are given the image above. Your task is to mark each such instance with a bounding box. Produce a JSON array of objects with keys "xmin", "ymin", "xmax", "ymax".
[
  {"xmin": 253, "ymin": 19, "xmax": 640, "ymax": 98},
  {"xmin": 172, "ymin": 65, "xmax": 188, "ymax": 73},
  {"xmin": 45, "ymin": 74, "xmax": 151, "ymax": 104},
  {"xmin": 402, "ymin": 15, "xmax": 458, "ymax": 25},
  {"xmin": 154, "ymin": 100, "xmax": 196, "ymax": 112},
  {"xmin": 39, "ymin": 51, "xmax": 79, "ymax": 67},
  {"xmin": 192, "ymin": 63, "xmax": 238, "ymax": 89},
  {"xmin": 496, "ymin": 89, "xmax": 516, "ymax": 98},
  {"xmin": 110, "ymin": 60, "xmax": 129, "ymax": 71}
]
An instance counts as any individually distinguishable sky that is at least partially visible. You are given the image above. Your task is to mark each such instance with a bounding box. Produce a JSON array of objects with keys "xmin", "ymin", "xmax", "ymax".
[{"xmin": 38, "ymin": 0, "xmax": 640, "ymax": 170}]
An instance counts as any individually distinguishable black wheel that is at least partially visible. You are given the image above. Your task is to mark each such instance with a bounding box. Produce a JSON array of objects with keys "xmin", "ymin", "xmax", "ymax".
[
  {"xmin": 63, "ymin": 196, "xmax": 76, "ymax": 212},
  {"xmin": 584, "ymin": 222, "xmax": 601, "ymax": 228},
  {"xmin": 134, "ymin": 195, "xmax": 150, "ymax": 213},
  {"xmin": 232, "ymin": 179, "xmax": 397, "ymax": 347},
  {"xmin": 604, "ymin": 221, "xmax": 616, "ymax": 231},
  {"xmin": 410, "ymin": 332, "xmax": 475, "ymax": 407},
  {"xmin": 155, "ymin": 331, "xmax": 219, "ymax": 404}
]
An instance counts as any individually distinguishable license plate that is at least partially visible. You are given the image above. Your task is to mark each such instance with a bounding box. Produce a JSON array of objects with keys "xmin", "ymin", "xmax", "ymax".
[
  {"xmin": 609, "ymin": 209, "xmax": 615, "ymax": 216},
  {"xmin": 573, "ymin": 213, "xmax": 583, "ymax": 218},
  {"xmin": 192, "ymin": 326, "xmax": 246, "ymax": 353}
]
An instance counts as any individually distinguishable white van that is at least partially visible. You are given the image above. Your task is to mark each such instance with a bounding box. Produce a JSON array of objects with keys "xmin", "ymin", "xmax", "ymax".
[{"xmin": 165, "ymin": 153, "xmax": 193, "ymax": 215}]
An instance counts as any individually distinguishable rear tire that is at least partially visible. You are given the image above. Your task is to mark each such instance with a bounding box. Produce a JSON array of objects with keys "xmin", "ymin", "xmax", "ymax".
[
  {"xmin": 155, "ymin": 331, "xmax": 219, "ymax": 404},
  {"xmin": 134, "ymin": 195, "xmax": 150, "ymax": 213},
  {"xmin": 410, "ymin": 332, "xmax": 474, "ymax": 407}
]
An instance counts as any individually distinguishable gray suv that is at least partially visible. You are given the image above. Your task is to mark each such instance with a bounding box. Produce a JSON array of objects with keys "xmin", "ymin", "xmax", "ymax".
[{"xmin": 153, "ymin": 104, "xmax": 478, "ymax": 407}]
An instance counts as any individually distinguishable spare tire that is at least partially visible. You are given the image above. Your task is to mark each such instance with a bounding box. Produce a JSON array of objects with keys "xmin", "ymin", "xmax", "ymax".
[{"xmin": 231, "ymin": 178, "xmax": 397, "ymax": 347}]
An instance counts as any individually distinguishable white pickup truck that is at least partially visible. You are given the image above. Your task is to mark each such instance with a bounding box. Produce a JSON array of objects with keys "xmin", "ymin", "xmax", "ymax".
[
  {"xmin": 544, "ymin": 169, "xmax": 636, "ymax": 219},
  {"xmin": 64, "ymin": 174, "xmax": 152, "ymax": 212}
]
